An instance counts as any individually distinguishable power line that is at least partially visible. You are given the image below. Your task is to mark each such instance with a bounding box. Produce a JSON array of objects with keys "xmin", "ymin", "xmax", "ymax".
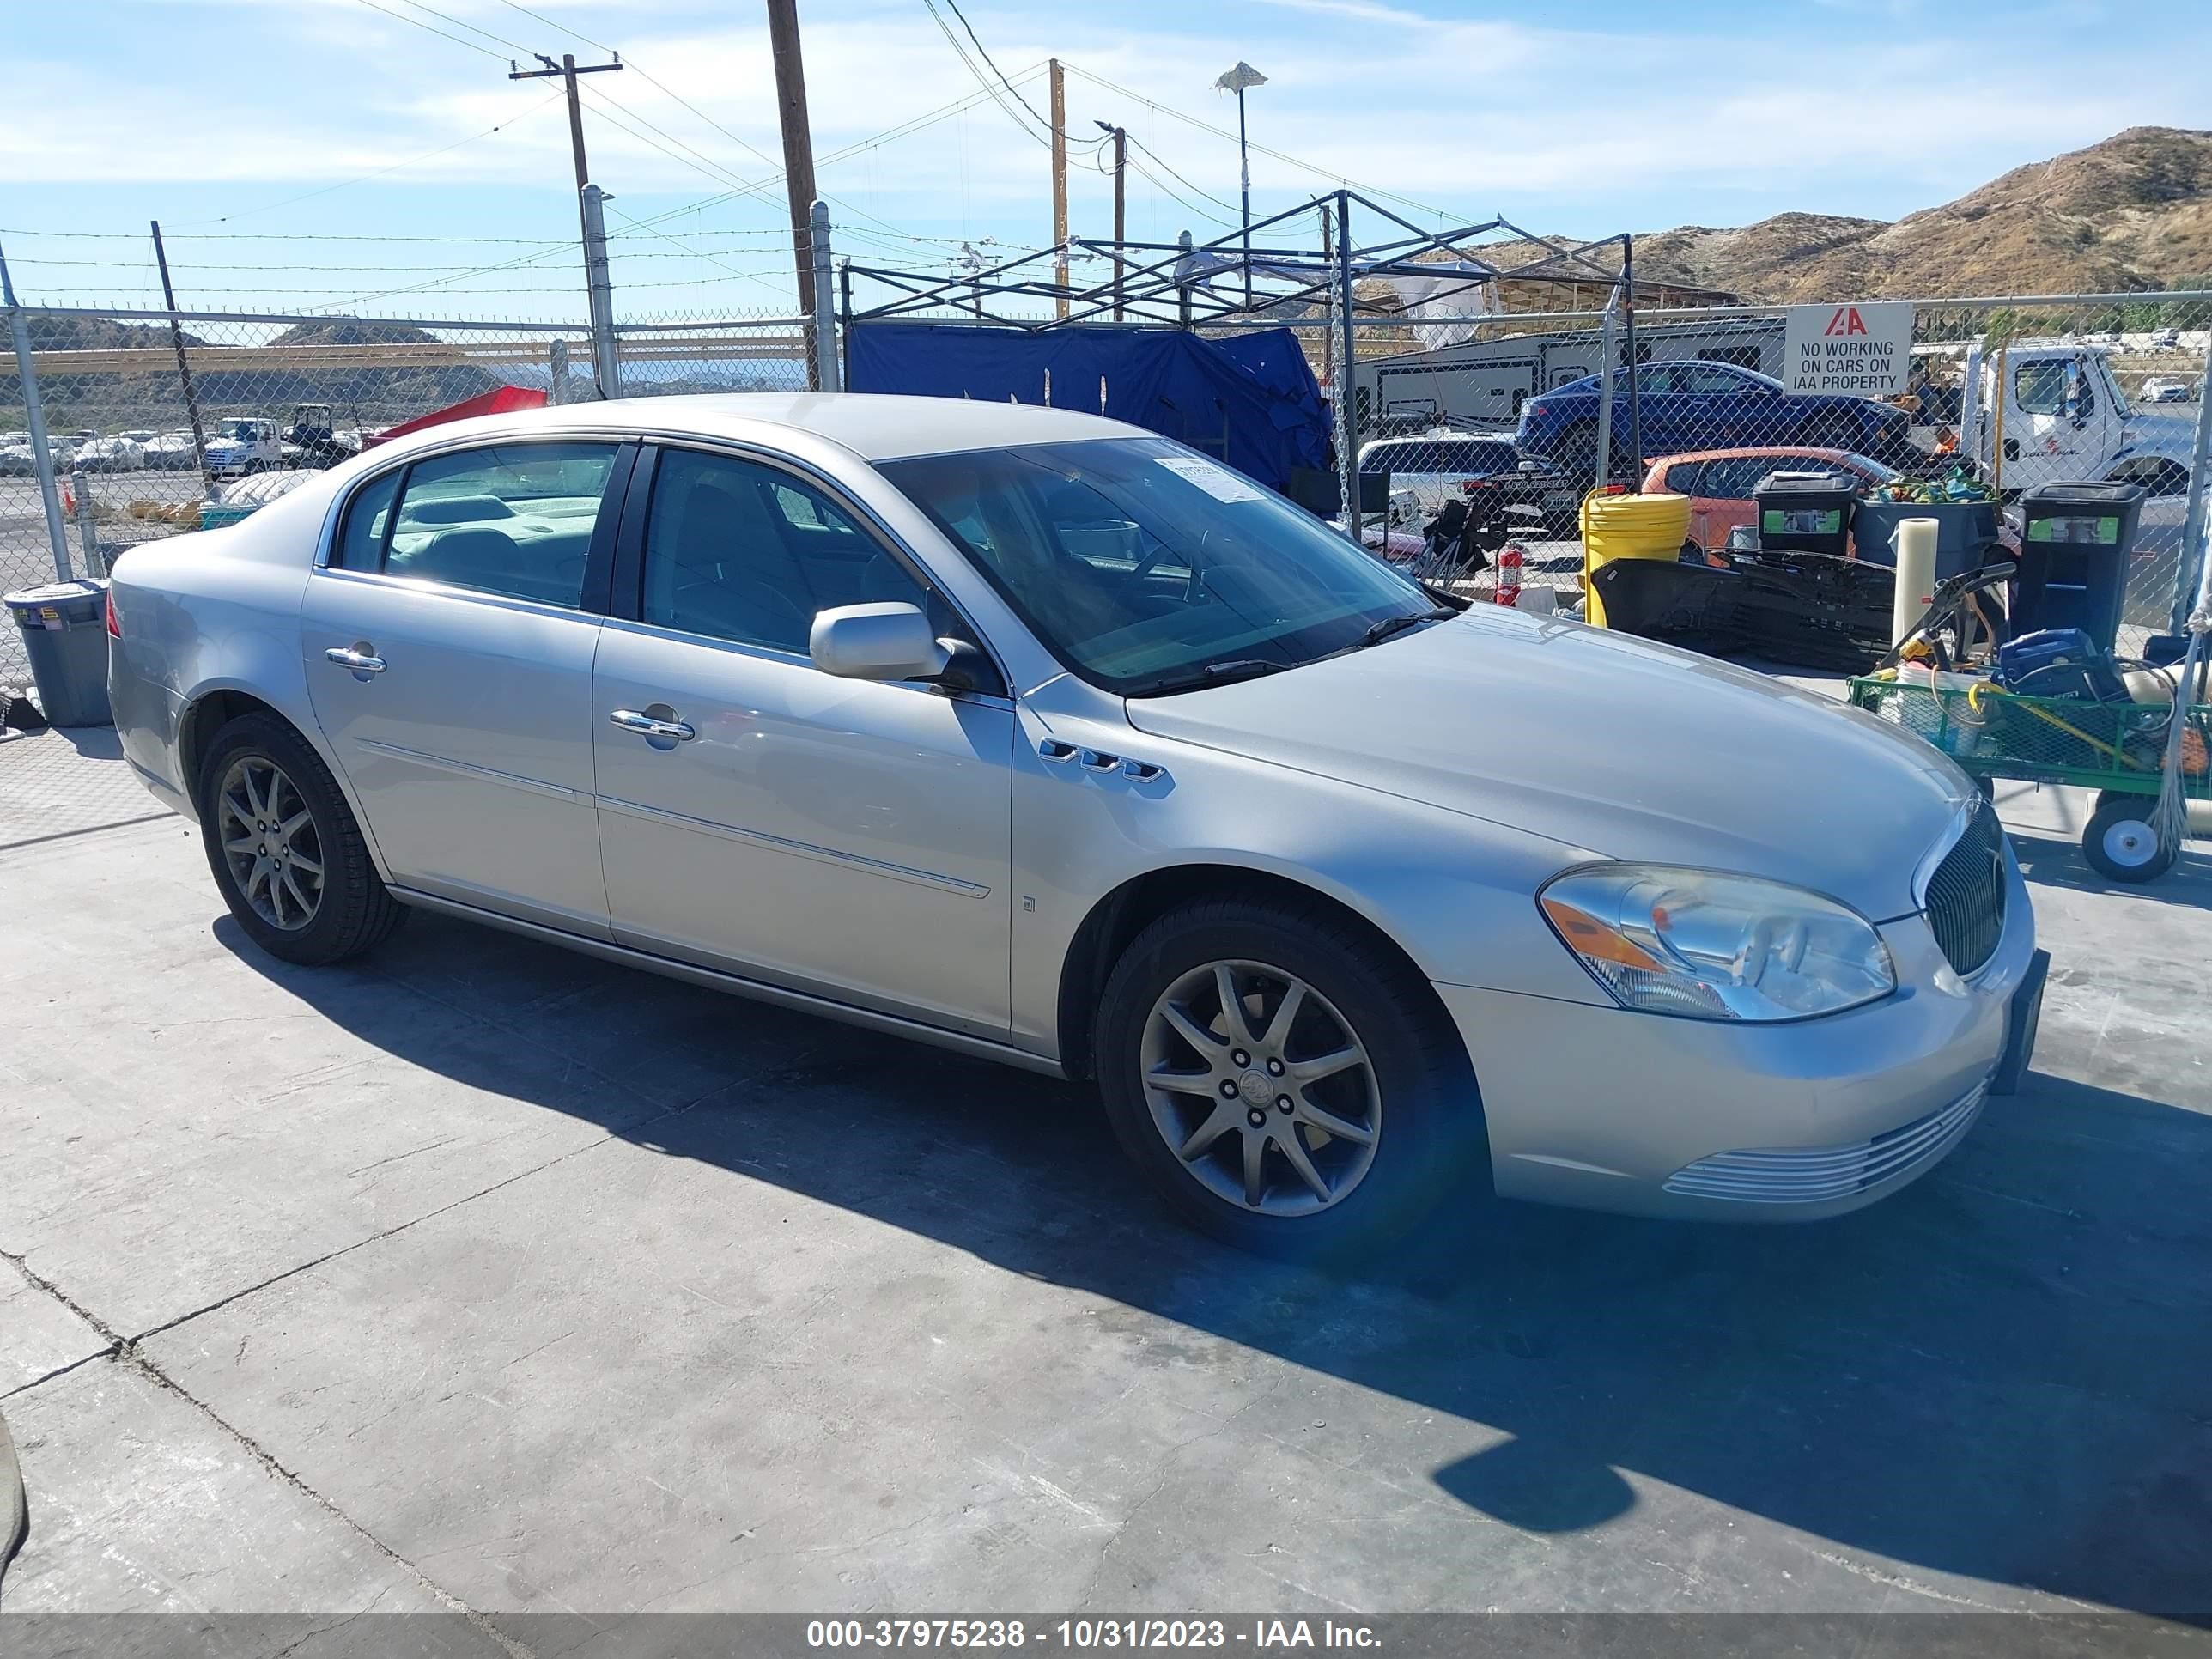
[
  {"xmin": 350, "ymin": 0, "xmax": 508, "ymax": 61},
  {"xmin": 601, "ymin": 70, "xmax": 1049, "ymax": 243},
  {"xmin": 936, "ymin": 0, "xmax": 1059, "ymax": 140},
  {"xmin": 922, "ymin": 0, "xmax": 1050, "ymax": 149},
  {"xmin": 1063, "ymin": 62, "xmax": 1456, "ymax": 222},
  {"xmin": 604, "ymin": 204, "xmax": 793, "ymax": 301},
  {"xmin": 171, "ymin": 93, "xmax": 564, "ymax": 228},
  {"xmin": 389, "ymin": 0, "xmax": 535, "ymax": 57},
  {"xmin": 1125, "ymin": 131, "xmax": 1242, "ymax": 216}
]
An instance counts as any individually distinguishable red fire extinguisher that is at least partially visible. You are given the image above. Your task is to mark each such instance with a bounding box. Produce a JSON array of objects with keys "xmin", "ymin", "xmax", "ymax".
[{"xmin": 1494, "ymin": 543, "xmax": 1523, "ymax": 608}]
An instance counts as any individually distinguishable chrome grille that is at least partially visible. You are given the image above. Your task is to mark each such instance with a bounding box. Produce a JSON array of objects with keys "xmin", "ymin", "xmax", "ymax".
[
  {"xmin": 1662, "ymin": 1081, "xmax": 1986, "ymax": 1205},
  {"xmin": 1924, "ymin": 803, "xmax": 2008, "ymax": 976}
]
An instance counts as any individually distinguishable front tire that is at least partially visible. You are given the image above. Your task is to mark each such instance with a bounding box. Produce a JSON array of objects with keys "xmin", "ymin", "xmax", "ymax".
[
  {"xmin": 198, "ymin": 712, "xmax": 407, "ymax": 964},
  {"xmin": 1096, "ymin": 896, "xmax": 1486, "ymax": 1259}
]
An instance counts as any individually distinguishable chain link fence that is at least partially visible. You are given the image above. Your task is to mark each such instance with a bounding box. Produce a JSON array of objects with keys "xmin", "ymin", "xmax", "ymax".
[
  {"xmin": 1340, "ymin": 291, "xmax": 2211, "ymax": 651},
  {"xmin": 0, "ymin": 304, "xmax": 816, "ymax": 686}
]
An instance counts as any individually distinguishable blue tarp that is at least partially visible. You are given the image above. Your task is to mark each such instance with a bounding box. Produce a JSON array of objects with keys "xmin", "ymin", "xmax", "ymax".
[{"xmin": 846, "ymin": 323, "xmax": 1330, "ymax": 495}]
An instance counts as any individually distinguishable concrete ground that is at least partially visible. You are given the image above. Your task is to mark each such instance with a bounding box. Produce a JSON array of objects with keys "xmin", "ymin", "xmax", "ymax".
[{"xmin": 2, "ymin": 699, "xmax": 2209, "ymax": 1646}]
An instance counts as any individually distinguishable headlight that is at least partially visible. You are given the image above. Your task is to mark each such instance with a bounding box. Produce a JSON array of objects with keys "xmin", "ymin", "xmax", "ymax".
[{"xmin": 1540, "ymin": 866, "xmax": 1894, "ymax": 1022}]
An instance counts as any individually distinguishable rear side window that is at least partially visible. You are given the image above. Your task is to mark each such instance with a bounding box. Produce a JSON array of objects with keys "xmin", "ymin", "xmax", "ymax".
[
  {"xmin": 332, "ymin": 470, "xmax": 399, "ymax": 570},
  {"xmin": 383, "ymin": 441, "xmax": 619, "ymax": 607},
  {"xmin": 1661, "ymin": 461, "xmax": 1705, "ymax": 496}
]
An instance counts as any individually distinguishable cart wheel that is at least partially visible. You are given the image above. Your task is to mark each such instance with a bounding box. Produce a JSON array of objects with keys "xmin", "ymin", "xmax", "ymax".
[{"xmin": 2083, "ymin": 795, "xmax": 2177, "ymax": 884}]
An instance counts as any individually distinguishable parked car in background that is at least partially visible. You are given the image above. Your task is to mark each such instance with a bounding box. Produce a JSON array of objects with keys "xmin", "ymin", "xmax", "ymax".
[
  {"xmin": 75, "ymin": 434, "xmax": 148, "ymax": 472},
  {"xmin": 1644, "ymin": 447, "xmax": 1907, "ymax": 553},
  {"xmin": 1520, "ymin": 362, "xmax": 1915, "ymax": 472},
  {"xmin": 0, "ymin": 434, "xmax": 77, "ymax": 476},
  {"xmin": 108, "ymin": 395, "xmax": 2039, "ymax": 1256},
  {"xmin": 144, "ymin": 431, "xmax": 203, "ymax": 470},
  {"xmin": 1358, "ymin": 434, "xmax": 1580, "ymax": 537},
  {"xmin": 2139, "ymin": 379, "xmax": 2196, "ymax": 404}
]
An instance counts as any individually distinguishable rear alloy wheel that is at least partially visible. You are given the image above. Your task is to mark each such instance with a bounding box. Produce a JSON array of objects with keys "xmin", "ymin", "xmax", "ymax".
[
  {"xmin": 215, "ymin": 755, "xmax": 325, "ymax": 933},
  {"xmin": 198, "ymin": 711, "xmax": 408, "ymax": 964},
  {"xmin": 1097, "ymin": 897, "xmax": 1486, "ymax": 1258}
]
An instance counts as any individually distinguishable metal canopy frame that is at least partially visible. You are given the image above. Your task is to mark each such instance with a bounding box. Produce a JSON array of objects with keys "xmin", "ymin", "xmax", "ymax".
[
  {"xmin": 838, "ymin": 190, "xmax": 1698, "ymax": 520},
  {"xmin": 839, "ymin": 190, "xmax": 1657, "ymax": 334}
]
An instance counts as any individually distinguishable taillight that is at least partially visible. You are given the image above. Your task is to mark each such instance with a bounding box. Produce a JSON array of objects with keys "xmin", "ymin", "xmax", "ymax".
[{"xmin": 105, "ymin": 589, "xmax": 121, "ymax": 638}]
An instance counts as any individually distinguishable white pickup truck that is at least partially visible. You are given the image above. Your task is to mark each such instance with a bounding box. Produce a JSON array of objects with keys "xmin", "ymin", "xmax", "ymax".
[
  {"xmin": 1923, "ymin": 343, "xmax": 2202, "ymax": 613},
  {"xmin": 202, "ymin": 416, "xmax": 283, "ymax": 479}
]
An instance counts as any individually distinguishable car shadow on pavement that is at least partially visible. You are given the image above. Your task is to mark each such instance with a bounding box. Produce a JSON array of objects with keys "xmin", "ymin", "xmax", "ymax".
[
  {"xmin": 218, "ymin": 912, "xmax": 2212, "ymax": 1620},
  {"xmin": 2006, "ymin": 829, "xmax": 2212, "ymax": 911}
]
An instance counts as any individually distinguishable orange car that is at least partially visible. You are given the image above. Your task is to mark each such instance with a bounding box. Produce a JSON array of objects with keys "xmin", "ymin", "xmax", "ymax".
[{"xmin": 1640, "ymin": 446, "xmax": 1904, "ymax": 554}]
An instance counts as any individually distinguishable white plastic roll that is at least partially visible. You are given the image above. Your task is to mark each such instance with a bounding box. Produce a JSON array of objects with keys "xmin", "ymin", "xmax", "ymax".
[{"xmin": 1892, "ymin": 516, "xmax": 1940, "ymax": 649}]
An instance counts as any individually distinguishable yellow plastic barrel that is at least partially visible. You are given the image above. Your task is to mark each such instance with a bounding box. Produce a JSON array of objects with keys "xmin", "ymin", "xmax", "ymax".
[{"xmin": 1581, "ymin": 490, "xmax": 1693, "ymax": 629}]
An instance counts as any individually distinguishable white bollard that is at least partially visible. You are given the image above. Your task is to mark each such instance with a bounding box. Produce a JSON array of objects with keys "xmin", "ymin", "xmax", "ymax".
[{"xmin": 1892, "ymin": 516, "xmax": 1939, "ymax": 649}]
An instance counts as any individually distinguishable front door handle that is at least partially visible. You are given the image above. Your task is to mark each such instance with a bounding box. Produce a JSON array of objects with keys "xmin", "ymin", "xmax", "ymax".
[
  {"xmin": 609, "ymin": 708, "xmax": 697, "ymax": 742},
  {"xmin": 324, "ymin": 645, "xmax": 386, "ymax": 675}
]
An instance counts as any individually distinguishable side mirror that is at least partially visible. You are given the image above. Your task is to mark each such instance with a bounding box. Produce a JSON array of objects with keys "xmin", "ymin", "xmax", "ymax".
[{"xmin": 809, "ymin": 602, "xmax": 951, "ymax": 682}]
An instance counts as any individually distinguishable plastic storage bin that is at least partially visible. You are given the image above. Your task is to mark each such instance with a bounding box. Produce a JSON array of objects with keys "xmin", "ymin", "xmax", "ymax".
[
  {"xmin": 1852, "ymin": 500, "xmax": 2005, "ymax": 576},
  {"xmin": 1753, "ymin": 471, "xmax": 1856, "ymax": 557},
  {"xmin": 4, "ymin": 579, "xmax": 112, "ymax": 726},
  {"xmin": 2014, "ymin": 479, "xmax": 2145, "ymax": 650}
]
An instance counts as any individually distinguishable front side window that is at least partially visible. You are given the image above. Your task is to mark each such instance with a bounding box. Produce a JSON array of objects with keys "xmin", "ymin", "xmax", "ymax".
[
  {"xmin": 881, "ymin": 437, "xmax": 1431, "ymax": 696},
  {"xmin": 2014, "ymin": 361, "xmax": 2070, "ymax": 416},
  {"xmin": 383, "ymin": 441, "xmax": 618, "ymax": 607},
  {"xmin": 641, "ymin": 447, "xmax": 929, "ymax": 653}
]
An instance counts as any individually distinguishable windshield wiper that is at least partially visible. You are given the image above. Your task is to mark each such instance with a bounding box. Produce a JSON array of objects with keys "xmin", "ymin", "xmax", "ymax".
[
  {"xmin": 1359, "ymin": 607, "xmax": 1457, "ymax": 647},
  {"xmin": 1131, "ymin": 658, "xmax": 1291, "ymax": 696}
]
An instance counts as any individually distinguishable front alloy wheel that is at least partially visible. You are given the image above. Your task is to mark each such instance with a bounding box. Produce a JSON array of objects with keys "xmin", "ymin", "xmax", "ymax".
[
  {"xmin": 1140, "ymin": 960, "xmax": 1382, "ymax": 1216},
  {"xmin": 1097, "ymin": 896, "xmax": 1485, "ymax": 1258},
  {"xmin": 216, "ymin": 755, "xmax": 325, "ymax": 930}
]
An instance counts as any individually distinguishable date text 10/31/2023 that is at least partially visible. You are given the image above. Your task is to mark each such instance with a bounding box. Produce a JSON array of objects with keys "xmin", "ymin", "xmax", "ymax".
[{"xmin": 805, "ymin": 1619, "xmax": 1384, "ymax": 1650}]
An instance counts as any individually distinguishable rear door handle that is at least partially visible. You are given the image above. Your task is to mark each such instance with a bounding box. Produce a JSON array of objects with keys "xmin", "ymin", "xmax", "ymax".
[
  {"xmin": 609, "ymin": 708, "xmax": 697, "ymax": 742},
  {"xmin": 324, "ymin": 646, "xmax": 386, "ymax": 674}
]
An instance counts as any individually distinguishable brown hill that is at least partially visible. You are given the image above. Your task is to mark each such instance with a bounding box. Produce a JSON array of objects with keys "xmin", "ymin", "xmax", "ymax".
[{"xmin": 1478, "ymin": 127, "xmax": 2212, "ymax": 303}]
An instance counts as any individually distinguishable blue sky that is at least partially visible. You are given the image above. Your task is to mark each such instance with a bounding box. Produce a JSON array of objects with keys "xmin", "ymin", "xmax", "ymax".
[{"xmin": 3, "ymin": 0, "xmax": 2208, "ymax": 320}]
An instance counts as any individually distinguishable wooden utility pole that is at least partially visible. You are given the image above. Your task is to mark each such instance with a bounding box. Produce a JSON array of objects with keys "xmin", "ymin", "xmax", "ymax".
[
  {"xmin": 1049, "ymin": 59, "xmax": 1068, "ymax": 320},
  {"xmin": 509, "ymin": 52, "xmax": 623, "ymax": 235},
  {"xmin": 511, "ymin": 50, "xmax": 624, "ymax": 394},
  {"xmin": 1103, "ymin": 124, "xmax": 1127, "ymax": 321},
  {"xmin": 763, "ymin": 0, "xmax": 825, "ymax": 381}
]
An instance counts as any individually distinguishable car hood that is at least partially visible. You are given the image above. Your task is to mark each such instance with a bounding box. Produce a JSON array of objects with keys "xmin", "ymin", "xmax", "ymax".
[{"xmin": 1124, "ymin": 610, "xmax": 1972, "ymax": 920}]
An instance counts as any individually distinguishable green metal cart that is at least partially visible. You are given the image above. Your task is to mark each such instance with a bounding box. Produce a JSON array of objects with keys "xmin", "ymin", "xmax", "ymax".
[{"xmin": 1848, "ymin": 672, "xmax": 2210, "ymax": 883}]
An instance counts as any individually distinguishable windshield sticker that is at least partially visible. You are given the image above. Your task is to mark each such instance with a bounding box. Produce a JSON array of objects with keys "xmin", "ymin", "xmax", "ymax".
[{"xmin": 1155, "ymin": 456, "xmax": 1265, "ymax": 503}]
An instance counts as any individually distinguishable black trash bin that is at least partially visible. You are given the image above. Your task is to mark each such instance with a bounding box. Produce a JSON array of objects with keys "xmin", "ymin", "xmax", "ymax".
[
  {"xmin": 2013, "ymin": 479, "xmax": 2145, "ymax": 651},
  {"xmin": 4, "ymin": 579, "xmax": 112, "ymax": 727},
  {"xmin": 1753, "ymin": 471, "xmax": 1857, "ymax": 557}
]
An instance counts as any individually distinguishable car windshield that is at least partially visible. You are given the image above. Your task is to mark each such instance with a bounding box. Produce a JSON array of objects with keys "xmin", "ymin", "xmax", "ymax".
[
  {"xmin": 216, "ymin": 420, "xmax": 255, "ymax": 440},
  {"xmin": 881, "ymin": 437, "xmax": 1433, "ymax": 697}
]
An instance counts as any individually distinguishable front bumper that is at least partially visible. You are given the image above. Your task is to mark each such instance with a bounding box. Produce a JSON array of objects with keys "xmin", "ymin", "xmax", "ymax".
[{"xmin": 1437, "ymin": 853, "xmax": 2036, "ymax": 1222}]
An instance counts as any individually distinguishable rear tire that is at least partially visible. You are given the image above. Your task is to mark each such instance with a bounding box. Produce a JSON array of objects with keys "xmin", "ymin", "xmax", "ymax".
[
  {"xmin": 197, "ymin": 711, "xmax": 407, "ymax": 964},
  {"xmin": 1555, "ymin": 420, "xmax": 1600, "ymax": 480},
  {"xmin": 1095, "ymin": 896, "xmax": 1487, "ymax": 1261},
  {"xmin": 2082, "ymin": 793, "xmax": 2177, "ymax": 884}
]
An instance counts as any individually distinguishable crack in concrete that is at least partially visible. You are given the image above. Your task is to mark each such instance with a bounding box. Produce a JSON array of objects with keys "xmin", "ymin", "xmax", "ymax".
[{"xmin": 1, "ymin": 1249, "xmax": 531, "ymax": 1653}]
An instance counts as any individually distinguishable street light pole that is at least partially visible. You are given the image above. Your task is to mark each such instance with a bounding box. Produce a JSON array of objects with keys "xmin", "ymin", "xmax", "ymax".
[{"xmin": 1213, "ymin": 62, "xmax": 1267, "ymax": 313}]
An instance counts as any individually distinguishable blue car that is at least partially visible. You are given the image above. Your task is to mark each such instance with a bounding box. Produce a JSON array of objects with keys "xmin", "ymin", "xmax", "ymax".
[{"xmin": 1517, "ymin": 361, "xmax": 1913, "ymax": 470}]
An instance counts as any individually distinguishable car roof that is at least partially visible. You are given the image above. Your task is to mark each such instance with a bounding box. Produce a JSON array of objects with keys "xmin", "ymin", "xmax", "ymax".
[
  {"xmin": 1644, "ymin": 446, "xmax": 1875, "ymax": 470},
  {"xmin": 444, "ymin": 392, "xmax": 1150, "ymax": 463}
]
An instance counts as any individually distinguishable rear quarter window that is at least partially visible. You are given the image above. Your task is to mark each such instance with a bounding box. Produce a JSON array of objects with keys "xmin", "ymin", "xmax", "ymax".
[{"xmin": 332, "ymin": 469, "xmax": 400, "ymax": 570}]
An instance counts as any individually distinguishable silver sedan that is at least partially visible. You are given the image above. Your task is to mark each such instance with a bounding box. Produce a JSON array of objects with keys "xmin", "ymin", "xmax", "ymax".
[{"xmin": 106, "ymin": 395, "xmax": 2044, "ymax": 1256}]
